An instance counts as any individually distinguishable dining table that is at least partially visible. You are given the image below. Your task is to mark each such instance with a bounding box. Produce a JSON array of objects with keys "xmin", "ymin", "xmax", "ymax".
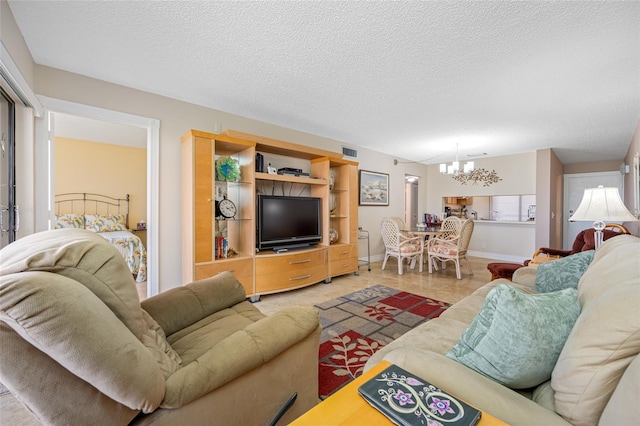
[
  {"xmin": 405, "ymin": 226, "xmax": 443, "ymax": 239},
  {"xmin": 403, "ymin": 226, "xmax": 445, "ymax": 265}
]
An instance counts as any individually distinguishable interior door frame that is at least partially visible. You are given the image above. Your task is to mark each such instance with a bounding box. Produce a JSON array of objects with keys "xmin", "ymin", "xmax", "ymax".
[
  {"xmin": 404, "ymin": 175, "xmax": 419, "ymax": 228},
  {"xmin": 35, "ymin": 96, "xmax": 160, "ymax": 297}
]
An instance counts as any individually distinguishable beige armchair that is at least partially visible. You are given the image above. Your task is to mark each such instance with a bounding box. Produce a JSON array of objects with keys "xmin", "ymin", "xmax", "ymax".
[
  {"xmin": 0, "ymin": 229, "xmax": 321, "ymax": 425},
  {"xmin": 380, "ymin": 217, "xmax": 423, "ymax": 275},
  {"xmin": 427, "ymin": 218, "xmax": 475, "ymax": 280}
]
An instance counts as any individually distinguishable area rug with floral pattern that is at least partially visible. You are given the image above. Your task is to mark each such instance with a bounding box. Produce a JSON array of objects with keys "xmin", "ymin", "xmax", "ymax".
[{"xmin": 315, "ymin": 284, "xmax": 450, "ymax": 399}]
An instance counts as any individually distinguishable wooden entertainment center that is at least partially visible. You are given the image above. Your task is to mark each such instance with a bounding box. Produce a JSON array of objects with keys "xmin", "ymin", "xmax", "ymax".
[{"xmin": 181, "ymin": 129, "xmax": 359, "ymax": 301}]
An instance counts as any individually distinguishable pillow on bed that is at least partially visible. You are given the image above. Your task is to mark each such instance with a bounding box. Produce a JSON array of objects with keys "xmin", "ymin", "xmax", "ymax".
[
  {"xmin": 85, "ymin": 214, "xmax": 128, "ymax": 232},
  {"xmin": 54, "ymin": 214, "xmax": 85, "ymax": 229}
]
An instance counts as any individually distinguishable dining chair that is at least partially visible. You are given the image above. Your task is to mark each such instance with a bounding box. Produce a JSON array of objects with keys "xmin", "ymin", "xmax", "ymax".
[
  {"xmin": 427, "ymin": 218, "xmax": 475, "ymax": 280},
  {"xmin": 437, "ymin": 216, "xmax": 463, "ymax": 240},
  {"xmin": 380, "ymin": 217, "xmax": 423, "ymax": 275},
  {"xmin": 420, "ymin": 216, "xmax": 462, "ymax": 263}
]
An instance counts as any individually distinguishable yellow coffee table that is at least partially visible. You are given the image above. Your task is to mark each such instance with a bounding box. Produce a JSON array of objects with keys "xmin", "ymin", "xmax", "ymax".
[{"xmin": 291, "ymin": 361, "xmax": 508, "ymax": 425}]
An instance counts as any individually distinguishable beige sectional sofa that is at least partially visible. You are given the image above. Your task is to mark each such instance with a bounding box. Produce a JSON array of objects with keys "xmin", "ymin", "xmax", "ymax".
[
  {"xmin": 365, "ymin": 234, "xmax": 640, "ymax": 426},
  {"xmin": 0, "ymin": 229, "xmax": 321, "ymax": 425}
]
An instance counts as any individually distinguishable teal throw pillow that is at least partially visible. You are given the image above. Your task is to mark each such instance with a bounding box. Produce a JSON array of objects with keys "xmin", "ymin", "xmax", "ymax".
[
  {"xmin": 446, "ymin": 284, "xmax": 580, "ymax": 389},
  {"xmin": 534, "ymin": 250, "xmax": 594, "ymax": 293}
]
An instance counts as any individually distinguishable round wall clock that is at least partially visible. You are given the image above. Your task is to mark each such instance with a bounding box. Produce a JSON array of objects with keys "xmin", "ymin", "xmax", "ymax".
[{"xmin": 216, "ymin": 196, "xmax": 237, "ymax": 219}]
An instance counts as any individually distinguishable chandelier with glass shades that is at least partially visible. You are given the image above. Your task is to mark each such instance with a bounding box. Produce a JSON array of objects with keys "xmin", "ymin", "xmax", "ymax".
[{"xmin": 439, "ymin": 143, "xmax": 502, "ymax": 187}]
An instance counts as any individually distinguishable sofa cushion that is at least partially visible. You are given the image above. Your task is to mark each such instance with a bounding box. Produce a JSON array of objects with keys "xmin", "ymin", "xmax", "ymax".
[
  {"xmin": 598, "ymin": 354, "xmax": 640, "ymax": 425},
  {"xmin": 167, "ymin": 301, "xmax": 264, "ymax": 365},
  {"xmin": 161, "ymin": 305, "xmax": 320, "ymax": 408},
  {"xmin": 141, "ymin": 309, "xmax": 183, "ymax": 379},
  {"xmin": 367, "ymin": 317, "xmax": 471, "ymax": 368},
  {"xmin": 141, "ymin": 271, "xmax": 248, "ymax": 337},
  {"xmin": 0, "ymin": 228, "xmax": 146, "ymax": 339},
  {"xmin": 551, "ymin": 235, "xmax": 640, "ymax": 426},
  {"xmin": 447, "ymin": 284, "xmax": 580, "ymax": 389},
  {"xmin": 534, "ymin": 250, "xmax": 594, "ymax": 293},
  {"xmin": 0, "ymin": 271, "xmax": 165, "ymax": 413}
]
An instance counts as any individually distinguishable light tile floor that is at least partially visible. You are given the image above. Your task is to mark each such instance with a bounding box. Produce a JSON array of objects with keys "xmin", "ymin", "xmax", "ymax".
[{"xmin": 1, "ymin": 256, "xmax": 498, "ymax": 425}]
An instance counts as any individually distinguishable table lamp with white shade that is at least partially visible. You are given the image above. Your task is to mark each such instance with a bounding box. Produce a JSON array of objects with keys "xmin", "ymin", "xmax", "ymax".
[{"xmin": 569, "ymin": 185, "xmax": 637, "ymax": 250}]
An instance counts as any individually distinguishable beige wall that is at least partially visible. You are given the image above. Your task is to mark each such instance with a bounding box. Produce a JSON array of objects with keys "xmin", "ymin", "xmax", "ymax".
[
  {"xmin": 33, "ymin": 65, "xmax": 434, "ymax": 291},
  {"xmin": 1, "ymin": 0, "xmax": 34, "ymax": 85},
  {"xmin": 29, "ymin": 65, "xmax": 638, "ymax": 288},
  {"xmin": 535, "ymin": 148, "xmax": 565, "ymax": 250},
  {"xmin": 426, "ymin": 152, "xmax": 538, "ymax": 258},
  {"xmin": 54, "ymin": 137, "xmax": 147, "ymax": 226},
  {"xmin": 564, "ymin": 160, "xmax": 621, "ymax": 175}
]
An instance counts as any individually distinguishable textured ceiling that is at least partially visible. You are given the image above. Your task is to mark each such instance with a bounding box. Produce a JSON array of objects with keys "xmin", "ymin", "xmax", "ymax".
[{"xmin": 7, "ymin": 1, "xmax": 640, "ymax": 165}]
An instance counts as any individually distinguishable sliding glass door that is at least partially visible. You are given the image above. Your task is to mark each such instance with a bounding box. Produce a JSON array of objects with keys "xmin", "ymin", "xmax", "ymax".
[{"xmin": 0, "ymin": 86, "xmax": 16, "ymax": 247}]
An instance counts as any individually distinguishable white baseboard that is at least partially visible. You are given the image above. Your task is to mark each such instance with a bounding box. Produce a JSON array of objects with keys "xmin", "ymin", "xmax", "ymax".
[
  {"xmin": 467, "ymin": 250, "xmax": 528, "ymax": 263},
  {"xmin": 361, "ymin": 252, "xmax": 528, "ymax": 264}
]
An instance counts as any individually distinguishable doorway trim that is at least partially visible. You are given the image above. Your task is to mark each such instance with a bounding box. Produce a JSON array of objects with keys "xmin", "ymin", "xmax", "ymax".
[{"xmin": 35, "ymin": 96, "xmax": 160, "ymax": 297}]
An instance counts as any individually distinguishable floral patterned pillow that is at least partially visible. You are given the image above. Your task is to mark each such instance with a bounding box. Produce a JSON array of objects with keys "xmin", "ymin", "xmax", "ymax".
[
  {"xmin": 85, "ymin": 214, "xmax": 128, "ymax": 232},
  {"xmin": 54, "ymin": 214, "xmax": 85, "ymax": 229}
]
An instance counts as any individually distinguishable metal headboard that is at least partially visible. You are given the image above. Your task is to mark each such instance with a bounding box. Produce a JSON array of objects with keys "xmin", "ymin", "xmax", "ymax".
[{"xmin": 54, "ymin": 193, "xmax": 130, "ymax": 229}]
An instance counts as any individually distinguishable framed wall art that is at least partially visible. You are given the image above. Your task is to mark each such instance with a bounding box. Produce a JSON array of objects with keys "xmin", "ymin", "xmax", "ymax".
[{"xmin": 359, "ymin": 170, "xmax": 389, "ymax": 206}]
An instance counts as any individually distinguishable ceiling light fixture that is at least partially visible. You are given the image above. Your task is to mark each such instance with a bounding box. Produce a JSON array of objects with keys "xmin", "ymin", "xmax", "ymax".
[{"xmin": 439, "ymin": 143, "xmax": 502, "ymax": 187}]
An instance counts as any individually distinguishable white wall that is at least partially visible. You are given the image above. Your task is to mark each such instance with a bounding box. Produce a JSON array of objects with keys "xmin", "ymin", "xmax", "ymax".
[
  {"xmin": 355, "ymin": 147, "xmax": 429, "ymax": 260},
  {"xmin": 471, "ymin": 222, "xmax": 535, "ymax": 261},
  {"xmin": 426, "ymin": 152, "xmax": 538, "ymax": 260},
  {"xmin": 31, "ymin": 66, "xmax": 440, "ymax": 291},
  {"xmin": 18, "ymin": 68, "xmax": 541, "ymax": 290}
]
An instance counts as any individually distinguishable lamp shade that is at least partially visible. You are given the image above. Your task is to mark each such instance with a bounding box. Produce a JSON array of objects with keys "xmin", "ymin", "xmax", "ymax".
[{"xmin": 569, "ymin": 186, "xmax": 637, "ymax": 222}]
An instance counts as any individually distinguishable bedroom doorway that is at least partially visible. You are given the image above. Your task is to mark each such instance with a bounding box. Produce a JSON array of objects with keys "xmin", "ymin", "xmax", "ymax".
[{"xmin": 37, "ymin": 97, "xmax": 160, "ymax": 297}]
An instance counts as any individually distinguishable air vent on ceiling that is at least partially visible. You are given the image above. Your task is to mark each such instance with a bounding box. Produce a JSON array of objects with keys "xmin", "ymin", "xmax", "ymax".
[{"xmin": 342, "ymin": 146, "xmax": 358, "ymax": 159}]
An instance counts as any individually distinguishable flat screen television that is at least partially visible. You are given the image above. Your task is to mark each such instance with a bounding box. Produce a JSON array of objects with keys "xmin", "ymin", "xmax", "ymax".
[{"xmin": 257, "ymin": 195, "xmax": 322, "ymax": 251}]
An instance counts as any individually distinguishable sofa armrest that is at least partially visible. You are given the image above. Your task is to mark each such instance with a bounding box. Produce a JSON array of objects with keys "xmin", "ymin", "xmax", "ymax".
[
  {"xmin": 512, "ymin": 266, "xmax": 537, "ymax": 290},
  {"xmin": 160, "ymin": 305, "xmax": 320, "ymax": 408},
  {"xmin": 141, "ymin": 271, "xmax": 246, "ymax": 336},
  {"xmin": 536, "ymin": 247, "xmax": 571, "ymax": 257}
]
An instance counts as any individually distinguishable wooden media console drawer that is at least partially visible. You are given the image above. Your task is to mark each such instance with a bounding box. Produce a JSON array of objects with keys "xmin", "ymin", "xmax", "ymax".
[
  {"xmin": 194, "ymin": 257, "xmax": 254, "ymax": 295},
  {"xmin": 329, "ymin": 257, "xmax": 358, "ymax": 276},
  {"xmin": 255, "ymin": 248, "xmax": 328, "ymax": 293},
  {"xmin": 328, "ymin": 243, "xmax": 358, "ymax": 277},
  {"xmin": 328, "ymin": 243, "xmax": 356, "ymax": 260}
]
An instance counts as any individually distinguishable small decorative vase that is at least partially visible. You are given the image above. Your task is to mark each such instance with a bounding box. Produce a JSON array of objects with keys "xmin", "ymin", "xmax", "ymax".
[
  {"xmin": 329, "ymin": 228, "xmax": 339, "ymax": 244},
  {"xmin": 329, "ymin": 168, "xmax": 335, "ymax": 190}
]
